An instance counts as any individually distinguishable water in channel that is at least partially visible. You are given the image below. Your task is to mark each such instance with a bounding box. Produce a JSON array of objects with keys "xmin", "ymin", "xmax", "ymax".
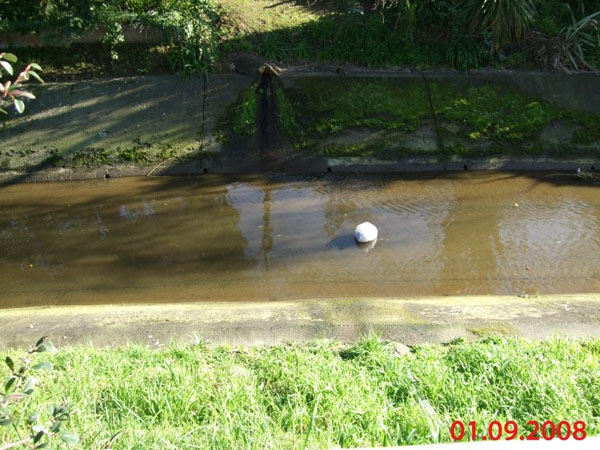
[{"xmin": 1, "ymin": 172, "xmax": 599, "ymax": 308}]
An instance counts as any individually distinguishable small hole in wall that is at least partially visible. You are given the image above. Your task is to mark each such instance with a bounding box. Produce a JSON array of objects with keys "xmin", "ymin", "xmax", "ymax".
[
  {"xmin": 104, "ymin": 173, "xmax": 111, "ymax": 179},
  {"xmin": 326, "ymin": 167, "xmax": 332, "ymax": 173},
  {"xmin": 463, "ymin": 164, "xmax": 468, "ymax": 171},
  {"xmin": 203, "ymin": 168, "xmax": 208, "ymax": 174}
]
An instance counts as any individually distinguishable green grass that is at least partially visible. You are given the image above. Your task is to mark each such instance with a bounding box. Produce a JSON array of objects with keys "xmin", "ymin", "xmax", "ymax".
[{"xmin": 2, "ymin": 336, "xmax": 600, "ymax": 449}]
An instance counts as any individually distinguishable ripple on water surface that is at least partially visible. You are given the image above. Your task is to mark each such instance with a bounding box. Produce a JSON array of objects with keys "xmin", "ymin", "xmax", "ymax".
[{"xmin": 1, "ymin": 173, "xmax": 599, "ymax": 307}]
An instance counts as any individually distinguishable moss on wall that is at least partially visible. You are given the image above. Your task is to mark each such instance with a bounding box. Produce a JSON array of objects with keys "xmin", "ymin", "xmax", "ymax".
[
  {"xmin": 217, "ymin": 83, "xmax": 259, "ymax": 143},
  {"xmin": 218, "ymin": 76, "xmax": 600, "ymax": 159}
]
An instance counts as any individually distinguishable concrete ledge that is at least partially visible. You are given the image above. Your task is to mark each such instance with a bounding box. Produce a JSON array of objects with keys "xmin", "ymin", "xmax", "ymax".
[
  {"xmin": 1, "ymin": 156, "xmax": 598, "ymax": 184},
  {"xmin": 1, "ymin": 294, "xmax": 600, "ymax": 349}
]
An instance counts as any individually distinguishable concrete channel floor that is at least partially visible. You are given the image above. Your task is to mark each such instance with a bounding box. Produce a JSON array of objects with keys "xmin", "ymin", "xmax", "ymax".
[{"xmin": 1, "ymin": 294, "xmax": 600, "ymax": 349}]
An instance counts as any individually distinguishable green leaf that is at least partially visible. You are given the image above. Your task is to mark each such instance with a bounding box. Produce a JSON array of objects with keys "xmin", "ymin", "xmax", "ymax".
[
  {"xmin": 35, "ymin": 336, "xmax": 48, "ymax": 348},
  {"xmin": 0, "ymin": 408, "xmax": 11, "ymax": 426},
  {"xmin": 59, "ymin": 432, "xmax": 79, "ymax": 445},
  {"xmin": 32, "ymin": 362, "xmax": 53, "ymax": 371},
  {"xmin": 11, "ymin": 89, "xmax": 36, "ymax": 100},
  {"xmin": 29, "ymin": 71, "xmax": 44, "ymax": 83},
  {"xmin": 28, "ymin": 412, "xmax": 40, "ymax": 424},
  {"xmin": 33, "ymin": 430, "xmax": 44, "ymax": 444},
  {"xmin": 0, "ymin": 52, "xmax": 17, "ymax": 63},
  {"xmin": 0, "ymin": 60, "xmax": 13, "ymax": 75},
  {"xmin": 4, "ymin": 375, "xmax": 17, "ymax": 393},
  {"xmin": 14, "ymin": 98, "xmax": 25, "ymax": 114},
  {"xmin": 22, "ymin": 376, "xmax": 37, "ymax": 394},
  {"xmin": 29, "ymin": 63, "xmax": 42, "ymax": 71},
  {"xmin": 50, "ymin": 420, "xmax": 62, "ymax": 433},
  {"xmin": 52, "ymin": 405, "xmax": 70, "ymax": 421},
  {"xmin": 36, "ymin": 341, "xmax": 56, "ymax": 353},
  {"xmin": 35, "ymin": 444, "xmax": 49, "ymax": 449},
  {"xmin": 4, "ymin": 356, "xmax": 14, "ymax": 372}
]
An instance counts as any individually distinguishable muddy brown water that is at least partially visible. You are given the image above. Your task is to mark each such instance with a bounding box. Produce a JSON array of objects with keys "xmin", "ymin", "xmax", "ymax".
[{"xmin": 1, "ymin": 173, "xmax": 599, "ymax": 308}]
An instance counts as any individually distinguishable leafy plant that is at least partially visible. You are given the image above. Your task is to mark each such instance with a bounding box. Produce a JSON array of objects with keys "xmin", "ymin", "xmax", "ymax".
[
  {"xmin": 0, "ymin": 53, "xmax": 43, "ymax": 114},
  {"xmin": 525, "ymin": 8, "xmax": 600, "ymax": 72},
  {"xmin": 1, "ymin": 337, "xmax": 78, "ymax": 449},
  {"xmin": 161, "ymin": 0, "xmax": 219, "ymax": 75},
  {"xmin": 0, "ymin": 1, "xmax": 219, "ymax": 75},
  {"xmin": 445, "ymin": 35, "xmax": 487, "ymax": 70},
  {"xmin": 555, "ymin": 9, "xmax": 600, "ymax": 71},
  {"xmin": 471, "ymin": 0, "xmax": 537, "ymax": 47}
]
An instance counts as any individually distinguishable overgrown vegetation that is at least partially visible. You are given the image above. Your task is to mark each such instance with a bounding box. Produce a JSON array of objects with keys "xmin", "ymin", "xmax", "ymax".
[
  {"xmin": 0, "ymin": 0, "xmax": 598, "ymax": 76},
  {"xmin": 1, "ymin": 336, "xmax": 599, "ymax": 448},
  {"xmin": 0, "ymin": 0, "xmax": 220, "ymax": 76}
]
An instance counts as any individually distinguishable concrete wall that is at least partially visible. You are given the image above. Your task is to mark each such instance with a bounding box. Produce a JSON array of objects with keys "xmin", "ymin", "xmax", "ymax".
[{"xmin": 1, "ymin": 68, "xmax": 599, "ymax": 180}]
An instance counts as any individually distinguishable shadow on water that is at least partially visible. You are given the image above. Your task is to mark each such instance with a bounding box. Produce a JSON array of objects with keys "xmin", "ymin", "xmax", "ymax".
[{"xmin": 2, "ymin": 172, "xmax": 600, "ymax": 309}]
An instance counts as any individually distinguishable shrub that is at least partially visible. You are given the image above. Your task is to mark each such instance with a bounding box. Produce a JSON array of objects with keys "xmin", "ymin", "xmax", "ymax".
[
  {"xmin": 1, "ymin": 337, "xmax": 78, "ymax": 449},
  {"xmin": 0, "ymin": 52, "xmax": 43, "ymax": 115}
]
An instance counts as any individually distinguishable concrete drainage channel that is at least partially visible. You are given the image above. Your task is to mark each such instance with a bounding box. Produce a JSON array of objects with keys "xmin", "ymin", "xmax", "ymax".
[
  {"xmin": 0, "ymin": 67, "xmax": 599, "ymax": 182},
  {"xmin": 2, "ymin": 295, "xmax": 600, "ymax": 349}
]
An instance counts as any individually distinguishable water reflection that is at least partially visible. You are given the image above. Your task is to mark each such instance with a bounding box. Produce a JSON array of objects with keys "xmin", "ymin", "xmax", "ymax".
[{"xmin": 1, "ymin": 173, "xmax": 599, "ymax": 308}]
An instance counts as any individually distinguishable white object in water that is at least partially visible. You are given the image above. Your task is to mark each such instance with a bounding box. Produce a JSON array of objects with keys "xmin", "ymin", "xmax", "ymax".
[{"xmin": 355, "ymin": 222, "xmax": 378, "ymax": 243}]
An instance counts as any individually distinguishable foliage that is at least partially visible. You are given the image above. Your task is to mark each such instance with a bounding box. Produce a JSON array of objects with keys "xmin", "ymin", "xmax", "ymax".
[
  {"xmin": 1, "ymin": 337, "xmax": 78, "ymax": 449},
  {"xmin": 445, "ymin": 36, "xmax": 488, "ymax": 70},
  {"xmin": 0, "ymin": 53, "xmax": 43, "ymax": 115},
  {"xmin": 556, "ymin": 9, "xmax": 600, "ymax": 71},
  {"xmin": 0, "ymin": 0, "xmax": 598, "ymax": 74},
  {"xmin": 470, "ymin": 0, "xmax": 537, "ymax": 47},
  {"xmin": 143, "ymin": 0, "xmax": 219, "ymax": 75},
  {"xmin": 525, "ymin": 8, "xmax": 600, "ymax": 71},
  {"xmin": 1, "ymin": 336, "xmax": 598, "ymax": 448},
  {"xmin": 0, "ymin": 0, "xmax": 220, "ymax": 75}
]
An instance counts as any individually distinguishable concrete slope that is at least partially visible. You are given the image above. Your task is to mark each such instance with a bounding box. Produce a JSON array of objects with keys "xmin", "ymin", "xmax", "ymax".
[{"xmin": 1, "ymin": 294, "xmax": 599, "ymax": 349}]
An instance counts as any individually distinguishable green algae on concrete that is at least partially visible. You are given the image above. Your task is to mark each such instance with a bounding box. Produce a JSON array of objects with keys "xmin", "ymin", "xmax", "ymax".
[
  {"xmin": 218, "ymin": 74, "xmax": 600, "ymax": 160},
  {"xmin": 2, "ymin": 295, "xmax": 600, "ymax": 349},
  {"xmin": 3, "ymin": 71, "xmax": 600, "ymax": 176},
  {"xmin": 467, "ymin": 324, "xmax": 518, "ymax": 338},
  {"xmin": 293, "ymin": 79, "xmax": 600, "ymax": 158},
  {"xmin": 0, "ymin": 74, "xmax": 253, "ymax": 172}
]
